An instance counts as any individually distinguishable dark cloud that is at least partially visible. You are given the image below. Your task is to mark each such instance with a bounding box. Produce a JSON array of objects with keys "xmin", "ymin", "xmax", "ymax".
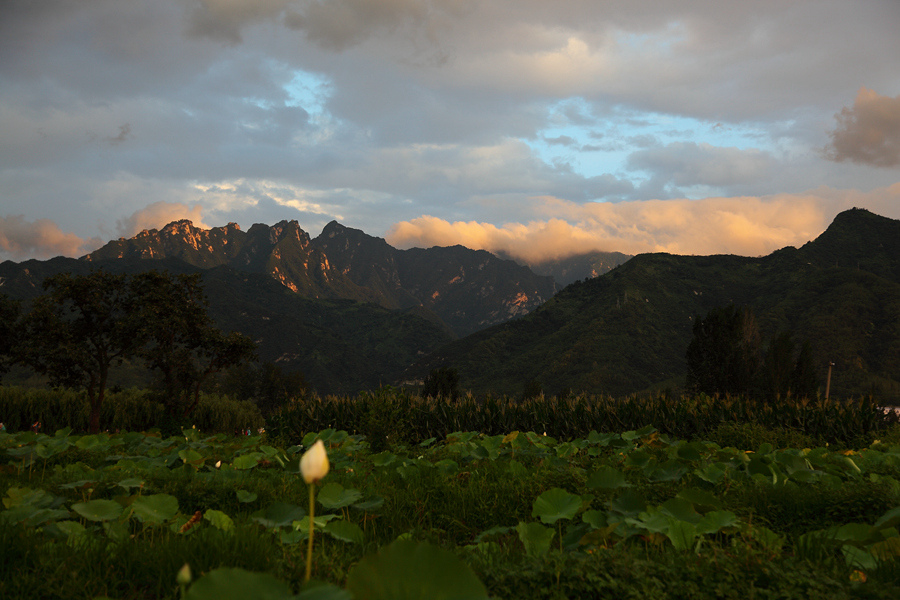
[{"xmin": 826, "ymin": 88, "xmax": 900, "ymax": 168}]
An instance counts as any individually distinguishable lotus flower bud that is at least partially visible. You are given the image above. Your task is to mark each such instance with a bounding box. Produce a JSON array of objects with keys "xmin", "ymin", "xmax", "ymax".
[
  {"xmin": 176, "ymin": 563, "xmax": 192, "ymax": 586},
  {"xmin": 300, "ymin": 439, "xmax": 329, "ymax": 484}
]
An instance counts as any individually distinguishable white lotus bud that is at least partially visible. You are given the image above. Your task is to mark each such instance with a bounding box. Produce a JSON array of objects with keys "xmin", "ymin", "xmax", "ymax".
[{"xmin": 300, "ymin": 440, "xmax": 329, "ymax": 484}]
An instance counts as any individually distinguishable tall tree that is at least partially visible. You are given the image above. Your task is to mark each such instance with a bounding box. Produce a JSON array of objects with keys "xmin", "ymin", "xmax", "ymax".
[
  {"xmin": 759, "ymin": 332, "xmax": 820, "ymax": 400},
  {"xmin": 685, "ymin": 304, "xmax": 761, "ymax": 397},
  {"xmin": 20, "ymin": 271, "xmax": 141, "ymax": 433},
  {"xmin": 130, "ymin": 271, "xmax": 256, "ymax": 418},
  {"xmin": 422, "ymin": 366, "xmax": 460, "ymax": 401},
  {"xmin": 760, "ymin": 331, "xmax": 796, "ymax": 400},
  {"xmin": 0, "ymin": 293, "xmax": 21, "ymax": 380}
]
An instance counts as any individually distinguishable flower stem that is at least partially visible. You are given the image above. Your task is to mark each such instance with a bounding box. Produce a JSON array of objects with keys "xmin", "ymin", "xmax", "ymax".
[{"xmin": 305, "ymin": 483, "xmax": 315, "ymax": 582}]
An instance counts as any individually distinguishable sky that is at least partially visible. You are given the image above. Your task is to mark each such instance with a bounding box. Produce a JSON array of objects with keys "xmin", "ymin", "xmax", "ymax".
[{"xmin": 1, "ymin": 0, "xmax": 899, "ymax": 265}]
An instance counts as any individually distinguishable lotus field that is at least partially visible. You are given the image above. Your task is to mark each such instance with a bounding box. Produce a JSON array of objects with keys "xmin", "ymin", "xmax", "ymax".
[{"xmin": 2, "ymin": 423, "xmax": 900, "ymax": 599}]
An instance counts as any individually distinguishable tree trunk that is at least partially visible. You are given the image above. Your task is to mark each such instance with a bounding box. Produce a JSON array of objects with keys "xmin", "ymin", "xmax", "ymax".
[{"xmin": 89, "ymin": 368, "xmax": 108, "ymax": 434}]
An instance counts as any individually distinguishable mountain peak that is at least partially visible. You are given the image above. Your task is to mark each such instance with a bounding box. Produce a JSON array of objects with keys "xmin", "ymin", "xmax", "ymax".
[{"xmin": 321, "ymin": 220, "xmax": 350, "ymax": 237}]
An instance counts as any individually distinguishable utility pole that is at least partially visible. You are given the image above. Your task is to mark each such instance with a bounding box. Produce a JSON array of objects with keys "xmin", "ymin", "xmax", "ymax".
[{"xmin": 825, "ymin": 361, "xmax": 834, "ymax": 400}]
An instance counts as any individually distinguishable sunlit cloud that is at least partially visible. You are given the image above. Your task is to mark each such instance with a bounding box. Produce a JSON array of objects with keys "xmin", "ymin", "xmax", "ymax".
[
  {"xmin": 0, "ymin": 215, "xmax": 96, "ymax": 260},
  {"xmin": 386, "ymin": 185, "xmax": 900, "ymax": 263},
  {"xmin": 116, "ymin": 201, "xmax": 210, "ymax": 238}
]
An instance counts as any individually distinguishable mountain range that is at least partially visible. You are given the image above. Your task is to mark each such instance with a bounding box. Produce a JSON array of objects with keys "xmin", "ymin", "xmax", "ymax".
[
  {"xmin": 1, "ymin": 219, "xmax": 619, "ymax": 393},
  {"xmin": 1, "ymin": 208, "xmax": 898, "ymax": 401},
  {"xmin": 409, "ymin": 208, "xmax": 900, "ymax": 402}
]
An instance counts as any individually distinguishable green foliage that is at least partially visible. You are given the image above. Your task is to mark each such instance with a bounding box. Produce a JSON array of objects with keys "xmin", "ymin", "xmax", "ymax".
[
  {"xmin": 421, "ymin": 367, "xmax": 459, "ymax": 401},
  {"xmin": 214, "ymin": 362, "xmax": 307, "ymax": 416},
  {"xmin": 414, "ymin": 209, "xmax": 900, "ymax": 402},
  {"xmin": 2, "ymin": 425, "xmax": 900, "ymax": 598},
  {"xmin": 0, "ymin": 386, "xmax": 263, "ymax": 434},
  {"xmin": 13, "ymin": 270, "xmax": 256, "ymax": 432},
  {"xmin": 686, "ymin": 304, "xmax": 761, "ymax": 397},
  {"xmin": 0, "ymin": 293, "xmax": 20, "ymax": 380},
  {"xmin": 268, "ymin": 388, "xmax": 897, "ymax": 448}
]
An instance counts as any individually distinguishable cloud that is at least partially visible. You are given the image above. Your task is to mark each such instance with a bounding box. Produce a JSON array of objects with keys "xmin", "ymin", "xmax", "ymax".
[
  {"xmin": 386, "ymin": 185, "xmax": 900, "ymax": 263},
  {"xmin": 826, "ymin": 88, "xmax": 900, "ymax": 168},
  {"xmin": 0, "ymin": 215, "xmax": 94, "ymax": 259},
  {"xmin": 186, "ymin": 0, "xmax": 292, "ymax": 45},
  {"xmin": 115, "ymin": 201, "xmax": 210, "ymax": 238},
  {"xmin": 627, "ymin": 142, "xmax": 776, "ymax": 188}
]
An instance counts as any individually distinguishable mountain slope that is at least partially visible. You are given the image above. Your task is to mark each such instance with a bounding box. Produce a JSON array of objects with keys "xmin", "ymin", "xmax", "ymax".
[
  {"xmin": 0, "ymin": 256, "xmax": 453, "ymax": 395},
  {"xmin": 410, "ymin": 208, "xmax": 900, "ymax": 402},
  {"xmin": 84, "ymin": 219, "xmax": 556, "ymax": 336}
]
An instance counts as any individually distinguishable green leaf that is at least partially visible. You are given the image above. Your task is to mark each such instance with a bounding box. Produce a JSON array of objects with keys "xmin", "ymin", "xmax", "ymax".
[
  {"xmin": 659, "ymin": 498, "xmax": 701, "ymax": 524},
  {"xmin": 586, "ymin": 466, "xmax": 629, "ymax": 490},
  {"xmin": 293, "ymin": 515, "xmax": 339, "ymax": 532},
  {"xmin": 55, "ymin": 520, "xmax": 87, "ymax": 537},
  {"xmin": 609, "ymin": 490, "xmax": 646, "ymax": 517},
  {"xmin": 232, "ymin": 453, "xmax": 262, "ymax": 470},
  {"xmin": 532, "ymin": 488, "xmax": 582, "ymax": 525},
  {"xmin": 131, "ymin": 494, "xmax": 179, "ymax": 524},
  {"xmin": 352, "ymin": 496, "xmax": 384, "ymax": 512},
  {"xmin": 676, "ymin": 488, "xmax": 723, "ymax": 512},
  {"xmin": 184, "ymin": 568, "xmax": 294, "ymax": 600},
  {"xmin": 116, "ymin": 478, "xmax": 145, "ymax": 491},
  {"xmin": 666, "ymin": 518, "xmax": 698, "ymax": 551},
  {"xmin": 204, "ymin": 509, "xmax": 234, "ymax": 532},
  {"xmin": 179, "ymin": 448, "xmax": 205, "ymax": 466},
  {"xmin": 251, "ymin": 502, "xmax": 306, "ymax": 529},
  {"xmin": 236, "ymin": 490, "xmax": 258, "ymax": 503},
  {"xmin": 296, "ymin": 582, "xmax": 353, "ymax": 600},
  {"xmin": 749, "ymin": 526, "xmax": 784, "ymax": 553},
  {"xmin": 582, "ymin": 510, "xmax": 608, "ymax": 529},
  {"xmin": 516, "ymin": 521, "xmax": 555, "ymax": 558},
  {"xmin": 371, "ymin": 451, "xmax": 396, "ymax": 467},
  {"xmin": 646, "ymin": 460, "xmax": 688, "ymax": 482},
  {"xmin": 695, "ymin": 511, "xmax": 739, "ymax": 535},
  {"xmin": 72, "ymin": 499, "xmax": 124, "ymax": 522},
  {"xmin": 317, "ymin": 483, "xmax": 363, "ymax": 510},
  {"xmin": 324, "ymin": 520, "xmax": 364, "ymax": 544},
  {"xmin": 347, "ymin": 540, "xmax": 489, "ymax": 600},
  {"xmin": 874, "ymin": 506, "xmax": 900, "ymax": 531},
  {"xmin": 842, "ymin": 545, "xmax": 878, "ymax": 571}
]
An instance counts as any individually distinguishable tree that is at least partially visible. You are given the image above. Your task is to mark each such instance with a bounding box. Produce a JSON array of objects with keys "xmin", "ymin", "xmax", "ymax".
[
  {"xmin": 216, "ymin": 362, "xmax": 307, "ymax": 416},
  {"xmin": 130, "ymin": 271, "xmax": 256, "ymax": 419},
  {"xmin": 760, "ymin": 331, "xmax": 796, "ymax": 400},
  {"xmin": 791, "ymin": 340, "xmax": 819, "ymax": 399},
  {"xmin": 422, "ymin": 367, "xmax": 460, "ymax": 401},
  {"xmin": 0, "ymin": 293, "xmax": 21, "ymax": 380},
  {"xmin": 759, "ymin": 332, "xmax": 820, "ymax": 400},
  {"xmin": 19, "ymin": 271, "xmax": 141, "ymax": 433},
  {"xmin": 686, "ymin": 304, "xmax": 761, "ymax": 397}
]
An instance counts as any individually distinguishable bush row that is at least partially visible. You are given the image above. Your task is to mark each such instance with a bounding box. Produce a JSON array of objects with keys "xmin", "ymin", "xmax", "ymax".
[
  {"xmin": 267, "ymin": 388, "xmax": 900, "ymax": 447},
  {"xmin": 0, "ymin": 387, "xmax": 264, "ymax": 435}
]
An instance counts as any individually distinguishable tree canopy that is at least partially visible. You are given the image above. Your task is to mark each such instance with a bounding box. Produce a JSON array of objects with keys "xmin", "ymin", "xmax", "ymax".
[
  {"xmin": 16, "ymin": 270, "xmax": 256, "ymax": 432},
  {"xmin": 686, "ymin": 304, "xmax": 819, "ymax": 400}
]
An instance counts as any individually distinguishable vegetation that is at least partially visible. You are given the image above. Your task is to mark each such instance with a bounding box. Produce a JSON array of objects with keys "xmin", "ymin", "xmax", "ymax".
[
  {"xmin": 411, "ymin": 209, "xmax": 900, "ymax": 402},
  {"xmin": 9, "ymin": 271, "xmax": 255, "ymax": 433},
  {"xmin": 686, "ymin": 305, "xmax": 818, "ymax": 400},
  {"xmin": 1, "ymin": 419, "xmax": 899, "ymax": 599}
]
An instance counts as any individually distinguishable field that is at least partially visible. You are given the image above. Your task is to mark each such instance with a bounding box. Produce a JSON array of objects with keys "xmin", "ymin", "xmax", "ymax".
[{"xmin": 2, "ymin": 394, "xmax": 900, "ymax": 600}]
